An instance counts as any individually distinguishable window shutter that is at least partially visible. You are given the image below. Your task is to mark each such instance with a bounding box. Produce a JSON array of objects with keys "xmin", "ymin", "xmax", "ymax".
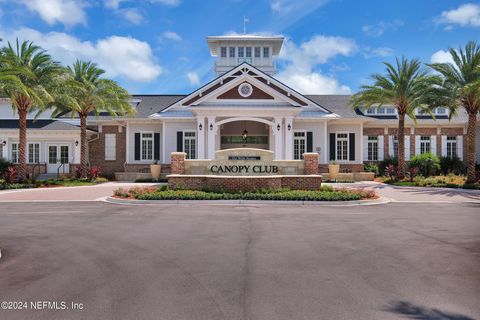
[
  {"xmin": 176, "ymin": 131, "xmax": 183, "ymax": 152},
  {"xmin": 134, "ymin": 133, "xmax": 140, "ymax": 161},
  {"xmin": 349, "ymin": 133, "xmax": 355, "ymax": 161},
  {"xmin": 306, "ymin": 132, "xmax": 313, "ymax": 153},
  {"xmin": 441, "ymin": 135, "xmax": 447, "ymax": 157},
  {"xmin": 457, "ymin": 135, "xmax": 463, "ymax": 160},
  {"xmin": 378, "ymin": 136, "xmax": 384, "ymax": 161},
  {"xmin": 329, "ymin": 133, "xmax": 335, "ymax": 161},
  {"xmin": 362, "ymin": 136, "xmax": 368, "ymax": 161},
  {"xmin": 389, "ymin": 135, "xmax": 394, "ymax": 157},
  {"xmin": 431, "ymin": 135, "xmax": 437, "ymax": 156},
  {"xmin": 405, "ymin": 136, "xmax": 410, "ymax": 160},
  {"xmin": 154, "ymin": 133, "xmax": 160, "ymax": 161},
  {"xmin": 415, "ymin": 136, "xmax": 420, "ymax": 155}
]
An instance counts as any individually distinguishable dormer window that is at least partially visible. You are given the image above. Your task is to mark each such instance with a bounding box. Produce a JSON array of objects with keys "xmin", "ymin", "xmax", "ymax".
[
  {"xmin": 263, "ymin": 47, "xmax": 270, "ymax": 58},
  {"xmin": 255, "ymin": 47, "xmax": 261, "ymax": 58},
  {"xmin": 229, "ymin": 47, "xmax": 235, "ymax": 58},
  {"xmin": 415, "ymin": 107, "xmax": 449, "ymax": 116},
  {"xmin": 365, "ymin": 106, "xmax": 396, "ymax": 115},
  {"xmin": 220, "ymin": 47, "xmax": 227, "ymax": 58}
]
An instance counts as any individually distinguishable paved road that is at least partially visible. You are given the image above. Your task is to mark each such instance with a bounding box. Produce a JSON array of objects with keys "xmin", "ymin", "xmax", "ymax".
[{"xmin": 0, "ymin": 202, "xmax": 479, "ymax": 320}]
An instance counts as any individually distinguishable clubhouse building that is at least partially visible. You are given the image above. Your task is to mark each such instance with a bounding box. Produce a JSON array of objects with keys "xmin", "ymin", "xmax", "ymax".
[{"xmin": 0, "ymin": 34, "xmax": 479, "ymax": 178}]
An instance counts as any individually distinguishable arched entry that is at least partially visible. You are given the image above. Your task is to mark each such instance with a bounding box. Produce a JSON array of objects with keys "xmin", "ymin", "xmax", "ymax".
[{"xmin": 215, "ymin": 117, "xmax": 274, "ymax": 151}]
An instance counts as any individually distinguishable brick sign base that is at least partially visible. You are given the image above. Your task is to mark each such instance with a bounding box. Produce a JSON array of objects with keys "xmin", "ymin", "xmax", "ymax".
[{"xmin": 168, "ymin": 174, "xmax": 322, "ymax": 192}]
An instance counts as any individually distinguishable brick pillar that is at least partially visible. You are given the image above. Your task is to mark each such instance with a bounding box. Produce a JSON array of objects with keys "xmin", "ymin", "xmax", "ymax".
[
  {"xmin": 171, "ymin": 152, "xmax": 186, "ymax": 174},
  {"xmin": 303, "ymin": 153, "xmax": 319, "ymax": 175}
]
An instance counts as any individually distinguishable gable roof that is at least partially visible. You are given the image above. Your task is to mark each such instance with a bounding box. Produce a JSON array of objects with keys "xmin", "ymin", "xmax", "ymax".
[
  {"xmin": 305, "ymin": 95, "xmax": 366, "ymax": 119},
  {"xmin": 158, "ymin": 63, "xmax": 333, "ymax": 114}
]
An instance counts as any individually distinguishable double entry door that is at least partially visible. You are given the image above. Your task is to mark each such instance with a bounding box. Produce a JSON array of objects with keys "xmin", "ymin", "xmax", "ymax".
[{"xmin": 47, "ymin": 144, "xmax": 70, "ymax": 174}]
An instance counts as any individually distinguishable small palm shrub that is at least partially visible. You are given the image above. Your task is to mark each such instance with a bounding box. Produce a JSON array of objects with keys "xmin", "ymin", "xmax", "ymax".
[
  {"xmin": 440, "ymin": 156, "xmax": 465, "ymax": 175},
  {"xmin": 364, "ymin": 163, "xmax": 379, "ymax": 176},
  {"xmin": 409, "ymin": 153, "xmax": 440, "ymax": 176}
]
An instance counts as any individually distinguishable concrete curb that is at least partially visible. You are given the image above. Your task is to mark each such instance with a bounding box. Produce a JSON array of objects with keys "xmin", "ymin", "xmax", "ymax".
[{"xmin": 104, "ymin": 196, "xmax": 391, "ymax": 207}]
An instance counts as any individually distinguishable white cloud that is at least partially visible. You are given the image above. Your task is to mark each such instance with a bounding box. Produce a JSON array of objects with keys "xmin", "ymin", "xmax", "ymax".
[
  {"xmin": 0, "ymin": 27, "xmax": 162, "ymax": 82},
  {"xmin": 362, "ymin": 19, "xmax": 403, "ymax": 37},
  {"xmin": 149, "ymin": 0, "xmax": 181, "ymax": 5},
  {"xmin": 186, "ymin": 72, "xmax": 200, "ymax": 86},
  {"xmin": 438, "ymin": 3, "xmax": 480, "ymax": 28},
  {"xmin": 104, "ymin": 0, "xmax": 125, "ymax": 10},
  {"xmin": 430, "ymin": 50, "xmax": 455, "ymax": 65},
  {"xmin": 363, "ymin": 47, "xmax": 394, "ymax": 58},
  {"xmin": 276, "ymin": 35, "xmax": 355, "ymax": 94},
  {"xmin": 163, "ymin": 31, "xmax": 182, "ymax": 41},
  {"xmin": 15, "ymin": 0, "xmax": 87, "ymax": 27},
  {"xmin": 120, "ymin": 8, "xmax": 143, "ymax": 24}
]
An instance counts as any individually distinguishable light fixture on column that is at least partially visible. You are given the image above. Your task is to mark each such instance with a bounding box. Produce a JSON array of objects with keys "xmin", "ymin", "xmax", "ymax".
[
  {"xmin": 277, "ymin": 123, "xmax": 281, "ymax": 131},
  {"xmin": 209, "ymin": 123, "xmax": 213, "ymax": 131},
  {"xmin": 242, "ymin": 121, "xmax": 248, "ymax": 143},
  {"xmin": 1, "ymin": 140, "xmax": 6, "ymax": 146},
  {"xmin": 75, "ymin": 140, "xmax": 79, "ymax": 146},
  {"xmin": 198, "ymin": 123, "xmax": 202, "ymax": 131},
  {"xmin": 287, "ymin": 123, "xmax": 291, "ymax": 131}
]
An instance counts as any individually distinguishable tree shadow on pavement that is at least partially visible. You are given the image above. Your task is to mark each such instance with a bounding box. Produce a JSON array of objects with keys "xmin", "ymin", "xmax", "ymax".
[{"xmin": 385, "ymin": 301, "xmax": 475, "ymax": 320}]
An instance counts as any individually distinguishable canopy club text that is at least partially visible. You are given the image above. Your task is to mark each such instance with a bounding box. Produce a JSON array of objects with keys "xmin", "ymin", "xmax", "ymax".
[{"xmin": 210, "ymin": 164, "xmax": 279, "ymax": 174}]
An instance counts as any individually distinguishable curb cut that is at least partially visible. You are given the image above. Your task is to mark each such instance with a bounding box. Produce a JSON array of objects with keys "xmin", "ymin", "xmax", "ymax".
[{"xmin": 104, "ymin": 196, "xmax": 391, "ymax": 207}]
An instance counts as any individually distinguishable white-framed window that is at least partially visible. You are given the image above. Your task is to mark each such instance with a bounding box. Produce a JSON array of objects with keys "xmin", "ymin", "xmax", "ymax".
[
  {"xmin": 105, "ymin": 134, "xmax": 116, "ymax": 161},
  {"xmin": 254, "ymin": 47, "xmax": 261, "ymax": 58},
  {"xmin": 293, "ymin": 131, "xmax": 306, "ymax": 160},
  {"xmin": 367, "ymin": 136, "xmax": 378, "ymax": 161},
  {"xmin": 446, "ymin": 136, "xmax": 457, "ymax": 159},
  {"xmin": 238, "ymin": 47, "xmax": 244, "ymax": 58},
  {"xmin": 28, "ymin": 143, "xmax": 40, "ymax": 163},
  {"xmin": 420, "ymin": 136, "xmax": 431, "ymax": 154},
  {"xmin": 366, "ymin": 106, "xmax": 396, "ymax": 115},
  {"xmin": 220, "ymin": 47, "xmax": 227, "ymax": 58},
  {"xmin": 392, "ymin": 136, "xmax": 398, "ymax": 157},
  {"xmin": 263, "ymin": 47, "xmax": 270, "ymax": 58},
  {"xmin": 336, "ymin": 133, "xmax": 349, "ymax": 161},
  {"xmin": 183, "ymin": 131, "xmax": 196, "ymax": 160},
  {"xmin": 141, "ymin": 132, "xmax": 153, "ymax": 161},
  {"xmin": 229, "ymin": 47, "xmax": 235, "ymax": 58},
  {"xmin": 416, "ymin": 107, "xmax": 448, "ymax": 116},
  {"xmin": 246, "ymin": 47, "xmax": 252, "ymax": 58},
  {"xmin": 11, "ymin": 143, "xmax": 19, "ymax": 163}
]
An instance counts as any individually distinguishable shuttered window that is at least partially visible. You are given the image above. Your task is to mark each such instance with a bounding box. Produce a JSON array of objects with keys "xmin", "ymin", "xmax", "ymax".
[
  {"xmin": 336, "ymin": 133, "xmax": 349, "ymax": 161},
  {"xmin": 105, "ymin": 134, "xmax": 116, "ymax": 161}
]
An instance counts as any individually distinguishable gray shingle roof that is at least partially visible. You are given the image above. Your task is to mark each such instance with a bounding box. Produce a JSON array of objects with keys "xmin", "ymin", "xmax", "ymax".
[
  {"xmin": 304, "ymin": 95, "xmax": 367, "ymax": 119},
  {"xmin": 0, "ymin": 119, "xmax": 81, "ymax": 130}
]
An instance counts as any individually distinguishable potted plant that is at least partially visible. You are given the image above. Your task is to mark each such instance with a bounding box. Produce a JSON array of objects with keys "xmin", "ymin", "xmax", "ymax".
[
  {"xmin": 328, "ymin": 161, "xmax": 340, "ymax": 180},
  {"xmin": 150, "ymin": 160, "xmax": 161, "ymax": 181}
]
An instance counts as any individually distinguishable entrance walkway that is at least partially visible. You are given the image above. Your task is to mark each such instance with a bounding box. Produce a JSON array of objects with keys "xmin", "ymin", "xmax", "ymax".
[{"xmin": 0, "ymin": 181, "xmax": 478, "ymax": 203}]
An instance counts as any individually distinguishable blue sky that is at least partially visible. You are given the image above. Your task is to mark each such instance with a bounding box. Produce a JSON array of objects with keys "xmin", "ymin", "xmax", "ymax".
[{"xmin": 0, "ymin": 0, "xmax": 479, "ymax": 95}]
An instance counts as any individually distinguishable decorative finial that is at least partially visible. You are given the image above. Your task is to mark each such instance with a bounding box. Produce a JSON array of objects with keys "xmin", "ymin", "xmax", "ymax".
[{"xmin": 243, "ymin": 17, "xmax": 249, "ymax": 34}]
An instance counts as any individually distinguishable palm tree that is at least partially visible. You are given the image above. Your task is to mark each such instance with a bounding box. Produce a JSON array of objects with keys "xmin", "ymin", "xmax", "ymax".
[
  {"xmin": 349, "ymin": 57, "xmax": 441, "ymax": 179},
  {"xmin": 428, "ymin": 41, "xmax": 480, "ymax": 184},
  {"xmin": 53, "ymin": 60, "xmax": 133, "ymax": 178},
  {"xmin": 0, "ymin": 39, "xmax": 63, "ymax": 181}
]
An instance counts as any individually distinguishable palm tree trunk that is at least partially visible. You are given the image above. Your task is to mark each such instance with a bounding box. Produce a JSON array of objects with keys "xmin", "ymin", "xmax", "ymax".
[
  {"xmin": 17, "ymin": 108, "xmax": 27, "ymax": 182},
  {"xmin": 465, "ymin": 111, "xmax": 477, "ymax": 184},
  {"xmin": 397, "ymin": 113, "xmax": 406, "ymax": 180},
  {"xmin": 80, "ymin": 114, "xmax": 88, "ymax": 179}
]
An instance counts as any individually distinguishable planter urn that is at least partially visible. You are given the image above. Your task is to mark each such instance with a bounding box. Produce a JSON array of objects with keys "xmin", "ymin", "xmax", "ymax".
[
  {"xmin": 150, "ymin": 164, "xmax": 161, "ymax": 181},
  {"xmin": 328, "ymin": 163, "xmax": 340, "ymax": 180}
]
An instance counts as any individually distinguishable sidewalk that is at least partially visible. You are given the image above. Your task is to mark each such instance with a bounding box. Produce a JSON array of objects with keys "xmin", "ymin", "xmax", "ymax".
[{"xmin": 0, "ymin": 181, "xmax": 478, "ymax": 203}]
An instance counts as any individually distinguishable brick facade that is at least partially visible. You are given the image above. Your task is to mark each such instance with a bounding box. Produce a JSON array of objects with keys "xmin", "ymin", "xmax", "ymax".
[
  {"xmin": 168, "ymin": 175, "xmax": 322, "ymax": 192},
  {"xmin": 303, "ymin": 153, "xmax": 319, "ymax": 175},
  {"xmin": 88, "ymin": 125, "xmax": 126, "ymax": 177},
  {"xmin": 171, "ymin": 152, "xmax": 186, "ymax": 174}
]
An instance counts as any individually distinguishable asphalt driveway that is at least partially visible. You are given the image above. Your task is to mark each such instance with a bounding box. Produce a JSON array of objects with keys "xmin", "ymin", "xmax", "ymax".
[{"xmin": 0, "ymin": 201, "xmax": 479, "ymax": 320}]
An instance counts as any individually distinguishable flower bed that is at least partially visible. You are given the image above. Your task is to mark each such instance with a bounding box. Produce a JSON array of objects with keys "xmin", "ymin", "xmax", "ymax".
[
  {"xmin": 113, "ymin": 185, "xmax": 377, "ymax": 201},
  {"xmin": 378, "ymin": 174, "xmax": 480, "ymax": 190}
]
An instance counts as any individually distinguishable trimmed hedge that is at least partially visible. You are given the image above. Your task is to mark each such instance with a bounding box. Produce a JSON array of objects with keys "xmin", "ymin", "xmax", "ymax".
[{"xmin": 114, "ymin": 186, "xmax": 377, "ymax": 202}]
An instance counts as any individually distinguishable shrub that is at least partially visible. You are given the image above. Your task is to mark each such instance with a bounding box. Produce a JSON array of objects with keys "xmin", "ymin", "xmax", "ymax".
[
  {"xmin": 0, "ymin": 158, "xmax": 12, "ymax": 178},
  {"xmin": 409, "ymin": 153, "xmax": 440, "ymax": 176},
  {"xmin": 406, "ymin": 167, "xmax": 419, "ymax": 182},
  {"xmin": 364, "ymin": 162, "xmax": 379, "ymax": 176},
  {"xmin": 89, "ymin": 166, "xmax": 101, "ymax": 179},
  {"xmin": 440, "ymin": 156, "xmax": 465, "ymax": 175},
  {"xmin": 385, "ymin": 164, "xmax": 397, "ymax": 181},
  {"xmin": 5, "ymin": 166, "xmax": 16, "ymax": 183},
  {"xmin": 94, "ymin": 177, "xmax": 109, "ymax": 183},
  {"xmin": 379, "ymin": 156, "xmax": 397, "ymax": 175}
]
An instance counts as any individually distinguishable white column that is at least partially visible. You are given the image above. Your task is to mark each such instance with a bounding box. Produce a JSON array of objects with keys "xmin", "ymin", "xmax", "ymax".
[
  {"xmin": 284, "ymin": 117, "xmax": 293, "ymax": 160},
  {"xmin": 161, "ymin": 121, "xmax": 166, "ymax": 163},
  {"xmin": 197, "ymin": 117, "xmax": 205, "ymax": 159},
  {"xmin": 207, "ymin": 116, "xmax": 216, "ymax": 160},
  {"xmin": 323, "ymin": 121, "xmax": 328, "ymax": 163},
  {"xmin": 273, "ymin": 117, "xmax": 283, "ymax": 160}
]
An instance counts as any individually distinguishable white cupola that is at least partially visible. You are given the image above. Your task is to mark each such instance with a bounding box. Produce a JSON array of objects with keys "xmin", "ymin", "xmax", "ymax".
[{"xmin": 206, "ymin": 34, "xmax": 284, "ymax": 76}]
